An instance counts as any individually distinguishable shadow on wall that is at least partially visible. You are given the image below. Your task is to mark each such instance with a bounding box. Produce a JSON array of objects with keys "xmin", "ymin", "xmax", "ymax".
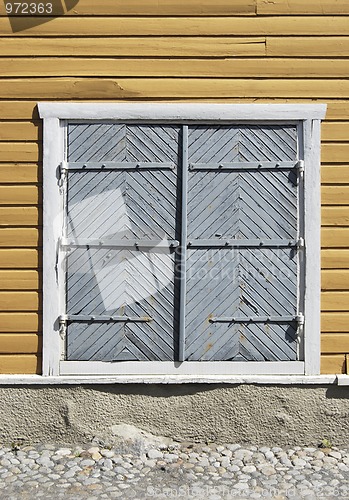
[
  {"xmin": 326, "ymin": 386, "xmax": 349, "ymax": 400},
  {"xmin": 4, "ymin": 0, "xmax": 79, "ymax": 32}
]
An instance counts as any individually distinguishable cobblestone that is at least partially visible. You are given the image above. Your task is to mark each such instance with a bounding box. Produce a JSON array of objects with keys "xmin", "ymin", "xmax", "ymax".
[{"xmin": 0, "ymin": 442, "xmax": 347, "ymax": 498}]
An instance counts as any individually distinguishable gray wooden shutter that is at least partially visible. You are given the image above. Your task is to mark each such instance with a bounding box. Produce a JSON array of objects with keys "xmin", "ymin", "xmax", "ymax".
[
  {"xmin": 62, "ymin": 122, "xmax": 302, "ymax": 365},
  {"xmin": 64, "ymin": 124, "xmax": 180, "ymax": 361},
  {"xmin": 185, "ymin": 125, "xmax": 300, "ymax": 361}
]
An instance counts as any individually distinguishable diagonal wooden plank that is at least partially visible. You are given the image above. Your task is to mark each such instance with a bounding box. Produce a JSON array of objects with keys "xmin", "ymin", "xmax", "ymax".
[
  {"xmin": 188, "ymin": 126, "xmax": 240, "ymax": 163},
  {"xmin": 67, "ymin": 172, "xmax": 128, "ymax": 239},
  {"xmin": 239, "ymin": 126, "xmax": 297, "ymax": 162},
  {"xmin": 67, "ymin": 321, "xmax": 125, "ymax": 361},
  {"xmin": 68, "ymin": 123, "xmax": 126, "ymax": 162},
  {"xmin": 238, "ymin": 249, "xmax": 297, "ymax": 314},
  {"xmin": 127, "ymin": 170, "xmax": 177, "ymax": 239},
  {"xmin": 126, "ymin": 125, "xmax": 180, "ymax": 163}
]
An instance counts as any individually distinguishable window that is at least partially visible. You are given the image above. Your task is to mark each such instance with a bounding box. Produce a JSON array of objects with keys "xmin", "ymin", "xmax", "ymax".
[{"xmin": 39, "ymin": 103, "xmax": 326, "ymax": 378}]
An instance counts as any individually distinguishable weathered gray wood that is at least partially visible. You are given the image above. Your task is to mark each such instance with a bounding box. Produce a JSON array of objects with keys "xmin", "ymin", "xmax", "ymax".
[
  {"xmin": 185, "ymin": 124, "xmax": 299, "ymax": 361},
  {"xmin": 65, "ymin": 121, "xmax": 299, "ymax": 364},
  {"xmin": 66, "ymin": 124, "xmax": 180, "ymax": 361}
]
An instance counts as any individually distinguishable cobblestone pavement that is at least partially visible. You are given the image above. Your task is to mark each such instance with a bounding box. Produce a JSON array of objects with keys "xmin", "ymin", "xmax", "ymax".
[{"xmin": 0, "ymin": 442, "xmax": 349, "ymax": 499}]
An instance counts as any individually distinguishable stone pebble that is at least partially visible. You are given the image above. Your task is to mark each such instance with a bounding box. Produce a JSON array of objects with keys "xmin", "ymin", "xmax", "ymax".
[{"xmin": 0, "ymin": 442, "xmax": 348, "ymax": 498}]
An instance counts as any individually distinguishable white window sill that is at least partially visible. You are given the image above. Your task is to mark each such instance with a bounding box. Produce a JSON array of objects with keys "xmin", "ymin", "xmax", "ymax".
[
  {"xmin": 0, "ymin": 374, "xmax": 339, "ymax": 385},
  {"xmin": 336, "ymin": 375, "xmax": 349, "ymax": 386}
]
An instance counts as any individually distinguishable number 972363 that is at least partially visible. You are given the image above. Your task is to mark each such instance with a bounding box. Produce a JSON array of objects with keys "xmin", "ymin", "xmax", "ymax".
[{"xmin": 5, "ymin": 2, "xmax": 53, "ymax": 14}]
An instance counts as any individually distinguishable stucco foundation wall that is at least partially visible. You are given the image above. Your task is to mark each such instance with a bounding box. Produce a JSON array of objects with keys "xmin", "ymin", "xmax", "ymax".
[{"xmin": 2, "ymin": 384, "xmax": 349, "ymax": 447}]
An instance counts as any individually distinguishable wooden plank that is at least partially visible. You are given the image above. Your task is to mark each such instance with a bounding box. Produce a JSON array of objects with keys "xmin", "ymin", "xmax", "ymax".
[
  {"xmin": 0, "ymin": 0, "xmax": 257, "ymax": 16},
  {"xmin": 0, "ymin": 186, "xmax": 39, "ymax": 205},
  {"xmin": 2, "ymin": 17, "xmax": 349, "ymax": 36},
  {"xmin": 322, "ymin": 186, "xmax": 349, "ymax": 206},
  {"xmin": 322, "ymin": 144, "xmax": 349, "ymax": 163},
  {"xmin": 0, "ymin": 354, "xmax": 40, "ymax": 374},
  {"xmin": 322, "ymin": 207, "xmax": 349, "ymax": 226},
  {"xmin": 0, "ymin": 334, "xmax": 41, "ymax": 354},
  {"xmin": 0, "ymin": 122, "xmax": 38, "ymax": 142},
  {"xmin": 1, "ymin": 58, "xmax": 349, "ymax": 78},
  {"xmin": 322, "ymin": 292, "xmax": 349, "ymax": 311},
  {"xmin": 322, "ymin": 270, "xmax": 349, "ymax": 290},
  {"xmin": 0, "ymin": 229, "xmax": 40, "ymax": 247},
  {"xmin": 322, "ymin": 312, "xmax": 349, "ymax": 332},
  {"xmin": 320, "ymin": 354, "xmax": 345, "ymax": 374},
  {"xmin": 0, "ymin": 164, "xmax": 40, "ymax": 184},
  {"xmin": 322, "ymin": 249, "xmax": 349, "ymax": 269},
  {"xmin": 0, "ymin": 312, "xmax": 39, "ymax": 332},
  {"xmin": 327, "ymin": 103, "xmax": 349, "ymax": 121},
  {"xmin": 0, "ymin": 37, "xmax": 266, "ymax": 57},
  {"xmin": 0, "ymin": 143, "xmax": 38, "ymax": 162},
  {"xmin": 0, "ymin": 207, "xmax": 39, "ymax": 226},
  {"xmin": 322, "ymin": 166, "xmax": 349, "ymax": 184},
  {"xmin": 322, "ymin": 122, "xmax": 349, "ymax": 142},
  {"xmin": 0, "ymin": 291, "xmax": 39, "ymax": 311},
  {"xmin": 322, "ymin": 334, "xmax": 349, "ymax": 353},
  {"xmin": 322, "ymin": 228, "xmax": 349, "ymax": 248},
  {"xmin": 267, "ymin": 37, "xmax": 349, "ymax": 57},
  {"xmin": 0, "ymin": 102, "xmax": 37, "ymax": 120},
  {"xmin": 0, "ymin": 249, "xmax": 39, "ymax": 268},
  {"xmin": 0, "ymin": 79, "xmax": 349, "ymax": 99},
  {"xmin": 257, "ymin": 0, "xmax": 349, "ymax": 15},
  {"xmin": 0, "ymin": 270, "xmax": 39, "ymax": 290}
]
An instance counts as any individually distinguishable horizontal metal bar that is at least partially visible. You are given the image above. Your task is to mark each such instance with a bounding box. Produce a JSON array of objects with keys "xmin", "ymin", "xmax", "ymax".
[
  {"xmin": 210, "ymin": 315, "xmax": 302, "ymax": 323},
  {"xmin": 188, "ymin": 239, "xmax": 298, "ymax": 248},
  {"xmin": 189, "ymin": 161, "xmax": 298, "ymax": 171},
  {"xmin": 60, "ymin": 315, "xmax": 152, "ymax": 323},
  {"xmin": 60, "ymin": 238, "xmax": 179, "ymax": 249},
  {"xmin": 67, "ymin": 162, "xmax": 175, "ymax": 170}
]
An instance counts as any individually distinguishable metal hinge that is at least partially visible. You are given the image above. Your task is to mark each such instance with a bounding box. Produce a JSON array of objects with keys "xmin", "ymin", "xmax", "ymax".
[
  {"xmin": 60, "ymin": 238, "xmax": 179, "ymax": 249},
  {"xmin": 189, "ymin": 160, "xmax": 298, "ymax": 171},
  {"xmin": 296, "ymin": 160, "xmax": 305, "ymax": 176},
  {"xmin": 297, "ymin": 237, "xmax": 305, "ymax": 250},
  {"xmin": 58, "ymin": 315, "xmax": 67, "ymax": 339},
  {"xmin": 296, "ymin": 313, "xmax": 305, "ymax": 343},
  {"xmin": 58, "ymin": 161, "xmax": 68, "ymax": 187},
  {"xmin": 210, "ymin": 315, "xmax": 302, "ymax": 323},
  {"xmin": 69, "ymin": 161, "xmax": 175, "ymax": 171},
  {"xmin": 59, "ymin": 314, "xmax": 152, "ymax": 323},
  {"xmin": 188, "ymin": 239, "xmax": 298, "ymax": 249}
]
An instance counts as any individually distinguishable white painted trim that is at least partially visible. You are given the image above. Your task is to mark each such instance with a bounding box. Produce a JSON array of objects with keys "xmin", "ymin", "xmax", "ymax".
[
  {"xmin": 296, "ymin": 122, "xmax": 305, "ymax": 363},
  {"xmin": 42, "ymin": 117, "xmax": 65, "ymax": 376},
  {"xmin": 303, "ymin": 119, "xmax": 322, "ymax": 376},
  {"xmin": 38, "ymin": 103, "xmax": 327, "ymax": 121},
  {"xmin": 0, "ymin": 374, "xmax": 337, "ymax": 385},
  {"xmin": 60, "ymin": 361, "xmax": 304, "ymax": 376},
  {"xmin": 39, "ymin": 103, "xmax": 326, "ymax": 380},
  {"xmin": 336, "ymin": 375, "xmax": 349, "ymax": 386}
]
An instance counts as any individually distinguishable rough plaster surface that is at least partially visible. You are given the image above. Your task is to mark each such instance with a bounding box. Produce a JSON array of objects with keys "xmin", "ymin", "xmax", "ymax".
[{"xmin": 2, "ymin": 384, "xmax": 349, "ymax": 447}]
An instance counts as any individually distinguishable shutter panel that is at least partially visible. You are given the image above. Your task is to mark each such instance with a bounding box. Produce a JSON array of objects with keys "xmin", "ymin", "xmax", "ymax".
[
  {"xmin": 62, "ymin": 121, "xmax": 303, "ymax": 367},
  {"xmin": 65, "ymin": 124, "xmax": 180, "ymax": 361},
  {"xmin": 185, "ymin": 125, "xmax": 300, "ymax": 361}
]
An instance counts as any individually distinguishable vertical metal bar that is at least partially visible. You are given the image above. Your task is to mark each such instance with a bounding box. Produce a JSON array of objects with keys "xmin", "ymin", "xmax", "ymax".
[{"xmin": 178, "ymin": 125, "xmax": 188, "ymax": 362}]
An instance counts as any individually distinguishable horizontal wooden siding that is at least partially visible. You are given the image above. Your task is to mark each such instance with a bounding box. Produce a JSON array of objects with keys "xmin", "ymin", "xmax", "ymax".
[{"xmin": 0, "ymin": 0, "xmax": 348, "ymax": 374}]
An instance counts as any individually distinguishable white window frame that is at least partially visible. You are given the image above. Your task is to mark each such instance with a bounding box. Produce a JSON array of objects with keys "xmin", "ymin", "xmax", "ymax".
[{"xmin": 38, "ymin": 103, "xmax": 326, "ymax": 379}]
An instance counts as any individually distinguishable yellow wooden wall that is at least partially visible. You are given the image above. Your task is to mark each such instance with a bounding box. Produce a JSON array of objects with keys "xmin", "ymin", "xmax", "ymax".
[{"xmin": 0, "ymin": 0, "xmax": 348, "ymax": 374}]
